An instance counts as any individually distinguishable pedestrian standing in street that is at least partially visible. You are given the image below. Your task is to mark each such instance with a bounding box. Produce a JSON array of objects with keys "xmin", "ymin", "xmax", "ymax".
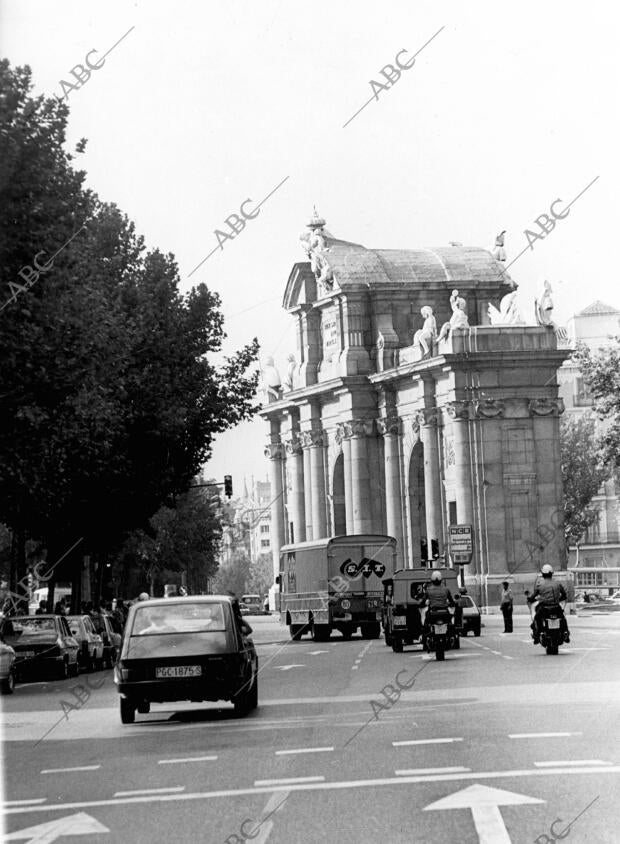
[{"xmin": 500, "ymin": 581, "xmax": 513, "ymax": 633}]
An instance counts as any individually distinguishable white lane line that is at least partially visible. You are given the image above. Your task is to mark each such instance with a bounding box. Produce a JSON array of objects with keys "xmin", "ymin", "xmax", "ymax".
[
  {"xmin": 396, "ymin": 766, "xmax": 471, "ymax": 775},
  {"xmin": 510, "ymin": 732, "xmax": 582, "ymax": 739},
  {"xmin": 534, "ymin": 760, "xmax": 611, "ymax": 768},
  {"xmin": 114, "ymin": 786, "xmax": 185, "ymax": 797},
  {"xmin": 393, "ymin": 738, "xmax": 463, "ymax": 746},
  {"xmin": 563, "ymin": 647, "xmax": 611, "ymax": 651},
  {"xmin": 41, "ymin": 765, "xmax": 100, "ymax": 774},
  {"xmin": 5, "ymin": 798, "xmax": 47, "ymax": 806},
  {"xmin": 7, "ymin": 766, "xmax": 620, "ymax": 815},
  {"xmin": 158, "ymin": 756, "xmax": 218, "ymax": 764},
  {"xmin": 275, "ymin": 747, "xmax": 334, "ymax": 756},
  {"xmin": 254, "ymin": 776, "xmax": 325, "ymax": 787}
]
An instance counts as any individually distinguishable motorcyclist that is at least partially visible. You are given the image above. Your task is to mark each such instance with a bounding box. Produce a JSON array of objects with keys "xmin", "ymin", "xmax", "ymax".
[
  {"xmin": 423, "ymin": 571, "xmax": 456, "ymax": 635},
  {"xmin": 525, "ymin": 565, "xmax": 569, "ymax": 643}
]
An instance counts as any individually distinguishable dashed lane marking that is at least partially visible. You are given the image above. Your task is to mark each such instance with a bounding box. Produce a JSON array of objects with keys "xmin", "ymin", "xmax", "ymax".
[
  {"xmin": 41, "ymin": 765, "xmax": 100, "ymax": 774},
  {"xmin": 393, "ymin": 738, "xmax": 463, "ymax": 746},
  {"xmin": 5, "ymin": 799, "xmax": 47, "ymax": 806},
  {"xmin": 114, "ymin": 787, "xmax": 185, "ymax": 797},
  {"xmin": 254, "ymin": 776, "xmax": 325, "ymax": 787},
  {"xmin": 158, "ymin": 755, "xmax": 218, "ymax": 764},
  {"xmin": 509, "ymin": 732, "xmax": 582, "ymax": 739},
  {"xmin": 396, "ymin": 766, "xmax": 471, "ymax": 775},
  {"xmin": 275, "ymin": 747, "xmax": 334, "ymax": 756},
  {"xmin": 534, "ymin": 759, "xmax": 611, "ymax": 768},
  {"xmin": 7, "ymin": 765, "xmax": 620, "ymax": 815}
]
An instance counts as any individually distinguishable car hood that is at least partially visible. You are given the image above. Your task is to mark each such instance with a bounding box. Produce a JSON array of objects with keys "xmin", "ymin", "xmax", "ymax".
[{"xmin": 122, "ymin": 631, "xmax": 234, "ymax": 660}]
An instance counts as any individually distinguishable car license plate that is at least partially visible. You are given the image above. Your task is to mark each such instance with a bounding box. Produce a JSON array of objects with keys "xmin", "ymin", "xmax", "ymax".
[
  {"xmin": 547, "ymin": 619, "xmax": 560, "ymax": 629},
  {"xmin": 155, "ymin": 665, "xmax": 201, "ymax": 678},
  {"xmin": 394, "ymin": 615, "xmax": 407, "ymax": 626},
  {"xmin": 367, "ymin": 598, "xmax": 380, "ymax": 609},
  {"xmin": 19, "ymin": 651, "xmax": 35, "ymax": 659},
  {"xmin": 433, "ymin": 624, "xmax": 447, "ymax": 635}
]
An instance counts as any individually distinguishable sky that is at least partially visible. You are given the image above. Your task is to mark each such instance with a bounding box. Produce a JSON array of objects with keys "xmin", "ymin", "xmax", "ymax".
[{"xmin": 2, "ymin": 0, "xmax": 618, "ymax": 491}]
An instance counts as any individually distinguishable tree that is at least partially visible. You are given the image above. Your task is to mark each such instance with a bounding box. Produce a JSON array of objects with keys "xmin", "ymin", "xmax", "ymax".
[
  {"xmin": 561, "ymin": 412, "xmax": 610, "ymax": 545},
  {"xmin": 247, "ymin": 553, "xmax": 274, "ymax": 597},
  {"xmin": 212, "ymin": 549, "xmax": 251, "ymax": 598},
  {"xmin": 572, "ymin": 340, "xmax": 620, "ymax": 468},
  {"xmin": 0, "ymin": 61, "xmax": 259, "ymax": 606}
]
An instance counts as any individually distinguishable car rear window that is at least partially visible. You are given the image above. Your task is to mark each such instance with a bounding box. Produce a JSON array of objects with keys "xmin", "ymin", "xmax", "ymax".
[
  {"xmin": 130, "ymin": 603, "xmax": 227, "ymax": 636},
  {"xmin": 13, "ymin": 617, "xmax": 56, "ymax": 632}
]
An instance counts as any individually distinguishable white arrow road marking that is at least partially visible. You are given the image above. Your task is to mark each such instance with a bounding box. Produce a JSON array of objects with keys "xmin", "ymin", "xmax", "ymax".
[
  {"xmin": 305, "ymin": 650, "xmax": 329, "ymax": 655},
  {"xmin": 424, "ymin": 784, "xmax": 544, "ymax": 844},
  {"xmin": 275, "ymin": 664, "xmax": 305, "ymax": 671},
  {"xmin": 6, "ymin": 811, "xmax": 109, "ymax": 842}
]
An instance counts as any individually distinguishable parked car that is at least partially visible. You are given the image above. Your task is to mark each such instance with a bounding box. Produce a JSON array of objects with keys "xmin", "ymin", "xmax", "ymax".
[
  {"xmin": 92, "ymin": 613, "xmax": 122, "ymax": 668},
  {"xmin": 0, "ymin": 635, "xmax": 16, "ymax": 694},
  {"xmin": 458, "ymin": 594, "xmax": 481, "ymax": 636},
  {"xmin": 67, "ymin": 615, "xmax": 104, "ymax": 672},
  {"xmin": 239, "ymin": 602, "xmax": 250, "ymax": 616},
  {"xmin": 1, "ymin": 615, "xmax": 79, "ymax": 679},
  {"xmin": 241, "ymin": 594, "xmax": 263, "ymax": 615},
  {"xmin": 114, "ymin": 595, "xmax": 258, "ymax": 724}
]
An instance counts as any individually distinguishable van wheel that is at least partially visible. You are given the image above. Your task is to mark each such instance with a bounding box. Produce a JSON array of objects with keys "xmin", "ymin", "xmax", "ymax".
[
  {"xmin": 341, "ymin": 625, "xmax": 353, "ymax": 640},
  {"xmin": 57, "ymin": 659, "xmax": 69, "ymax": 680},
  {"xmin": 1, "ymin": 668, "xmax": 15, "ymax": 695},
  {"xmin": 137, "ymin": 700, "xmax": 150, "ymax": 714},
  {"xmin": 392, "ymin": 639, "xmax": 403, "ymax": 653},
  {"xmin": 436, "ymin": 647, "xmax": 445, "ymax": 661},
  {"xmin": 361, "ymin": 622, "xmax": 381, "ymax": 639},
  {"xmin": 120, "ymin": 697, "xmax": 135, "ymax": 724},
  {"xmin": 474, "ymin": 625, "xmax": 481, "ymax": 637}
]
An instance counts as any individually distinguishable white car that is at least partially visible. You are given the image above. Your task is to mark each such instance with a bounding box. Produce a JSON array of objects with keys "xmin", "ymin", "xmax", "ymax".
[
  {"xmin": 609, "ymin": 590, "xmax": 620, "ymax": 605},
  {"xmin": 0, "ymin": 638, "xmax": 16, "ymax": 694}
]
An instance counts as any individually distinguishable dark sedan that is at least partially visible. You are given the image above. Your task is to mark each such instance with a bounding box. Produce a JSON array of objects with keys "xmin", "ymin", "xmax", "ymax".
[
  {"xmin": 114, "ymin": 596, "xmax": 258, "ymax": 724},
  {"xmin": 1, "ymin": 615, "xmax": 79, "ymax": 679}
]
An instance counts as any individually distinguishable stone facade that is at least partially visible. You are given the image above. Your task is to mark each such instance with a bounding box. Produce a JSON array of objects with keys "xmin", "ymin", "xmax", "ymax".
[{"xmin": 261, "ymin": 214, "xmax": 569, "ymax": 607}]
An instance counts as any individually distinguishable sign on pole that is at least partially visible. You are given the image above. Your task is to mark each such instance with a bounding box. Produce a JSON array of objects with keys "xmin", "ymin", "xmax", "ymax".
[{"xmin": 448, "ymin": 524, "xmax": 473, "ymax": 564}]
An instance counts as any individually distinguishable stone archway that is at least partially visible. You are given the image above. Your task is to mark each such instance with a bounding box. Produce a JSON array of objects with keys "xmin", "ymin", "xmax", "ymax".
[
  {"xmin": 332, "ymin": 452, "xmax": 346, "ymax": 535},
  {"xmin": 408, "ymin": 441, "xmax": 426, "ymax": 565}
]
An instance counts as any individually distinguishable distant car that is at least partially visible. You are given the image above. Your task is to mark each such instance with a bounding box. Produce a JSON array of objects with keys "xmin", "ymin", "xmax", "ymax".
[
  {"xmin": 114, "ymin": 595, "xmax": 258, "ymax": 724},
  {"xmin": 0, "ymin": 636, "xmax": 16, "ymax": 694},
  {"xmin": 92, "ymin": 613, "xmax": 123, "ymax": 668},
  {"xmin": 239, "ymin": 602, "xmax": 250, "ymax": 616},
  {"xmin": 1, "ymin": 615, "xmax": 79, "ymax": 679},
  {"xmin": 241, "ymin": 595, "xmax": 263, "ymax": 615},
  {"xmin": 458, "ymin": 595, "xmax": 481, "ymax": 636},
  {"xmin": 67, "ymin": 615, "xmax": 104, "ymax": 672}
]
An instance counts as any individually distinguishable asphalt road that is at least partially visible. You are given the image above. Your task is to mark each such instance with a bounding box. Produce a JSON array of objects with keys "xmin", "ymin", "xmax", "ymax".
[{"xmin": 3, "ymin": 611, "xmax": 620, "ymax": 843}]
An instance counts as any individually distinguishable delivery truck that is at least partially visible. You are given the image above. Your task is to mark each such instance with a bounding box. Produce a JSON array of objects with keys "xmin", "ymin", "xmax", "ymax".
[{"xmin": 278, "ymin": 534, "xmax": 397, "ymax": 641}]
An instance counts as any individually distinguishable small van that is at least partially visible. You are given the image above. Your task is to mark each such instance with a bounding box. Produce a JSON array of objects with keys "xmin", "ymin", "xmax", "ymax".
[{"xmin": 241, "ymin": 594, "xmax": 263, "ymax": 615}]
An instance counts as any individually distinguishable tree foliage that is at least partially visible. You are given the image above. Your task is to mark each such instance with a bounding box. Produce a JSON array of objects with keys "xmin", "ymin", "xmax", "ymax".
[
  {"xmin": 212, "ymin": 549, "xmax": 251, "ymax": 598},
  {"xmin": 0, "ymin": 60, "xmax": 259, "ymax": 595},
  {"xmin": 561, "ymin": 412, "xmax": 610, "ymax": 545},
  {"xmin": 572, "ymin": 340, "xmax": 620, "ymax": 468}
]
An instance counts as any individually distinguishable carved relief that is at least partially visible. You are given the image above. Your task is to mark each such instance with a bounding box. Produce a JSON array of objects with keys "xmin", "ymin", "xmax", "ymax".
[
  {"xmin": 415, "ymin": 408, "xmax": 440, "ymax": 427},
  {"xmin": 299, "ymin": 430, "xmax": 325, "ymax": 448},
  {"xmin": 528, "ymin": 398, "xmax": 565, "ymax": 417},
  {"xmin": 264, "ymin": 443, "xmax": 285, "ymax": 460},
  {"xmin": 350, "ymin": 418, "xmax": 375, "ymax": 437},
  {"xmin": 377, "ymin": 416, "xmax": 401, "ymax": 436},
  {"xmin": 475, "ymin": 398, "xmax": 505, "ymax": 418},
  {"xmin": 284, "ymin": 434, "xmax": 303, "ymax": 455},
  {"xmin": 445, "ymin": 437, "xmax": 456, "ymax": 466},
  {"xmin": 445, "ymin": 400, "xmax": 471, "ymax": 420}
]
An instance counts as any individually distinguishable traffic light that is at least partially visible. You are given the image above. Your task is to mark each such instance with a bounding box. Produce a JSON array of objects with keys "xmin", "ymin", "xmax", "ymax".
[
  {"xmin": 431, "ymin": 539, "xmax": 439, "ymax": 560},
  {"xmin": 224, "ymin": 475, "xmax": 233, "ymax": 499}
]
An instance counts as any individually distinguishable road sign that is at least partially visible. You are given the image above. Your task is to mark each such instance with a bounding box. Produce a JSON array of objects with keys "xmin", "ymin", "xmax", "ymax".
[
  {"xmin": 6, "ymin": 812, "xmax": 109, "ymax": 842},
  {"xmin": 448, "ymin": 524, "xmax": 473, "ymax": 564},
  {"xmin": 424, "ymin": 784, "xmax": 544, "ymax": 844}
]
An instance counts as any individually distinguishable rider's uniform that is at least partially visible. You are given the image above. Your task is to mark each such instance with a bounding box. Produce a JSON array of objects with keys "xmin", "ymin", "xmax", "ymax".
[
  {"xmin": 426, "ymin": 584, "xmax": 455, "ymax": 611},
  {"xmin": 529, "ymin": 579, "xmax": 568, "ymax": 638}
]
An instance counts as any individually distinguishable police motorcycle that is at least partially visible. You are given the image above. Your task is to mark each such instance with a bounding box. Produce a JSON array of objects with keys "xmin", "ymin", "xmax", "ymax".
[
  {"xmin": 525, "ymin": 565, "xmax": 571, "ymax": 656},
  {"xmin": 383, "ymin": 568, "xmax": 460, "ymax": 660}
]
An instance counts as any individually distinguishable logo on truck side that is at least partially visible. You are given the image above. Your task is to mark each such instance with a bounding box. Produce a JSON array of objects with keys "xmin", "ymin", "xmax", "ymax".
[{"xmin": 339, "ymin": 558, "xmax": 386, "ymax": 579}]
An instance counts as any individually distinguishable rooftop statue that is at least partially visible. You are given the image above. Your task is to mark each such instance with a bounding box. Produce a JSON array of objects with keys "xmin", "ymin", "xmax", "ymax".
[
  {"xmin": 260, "ymin": 356, "xmax": 282, "ymax": 403},
  {"xmin": 487, "ymin": 291, "xmax": 525, "ymax": 325},
  {"xmin": 300, "ymin": 208, "xmax": 335, "ymax": 295},
  {"xmin": 493, "ymin": 230, "xmax": 507, "ymax": 262},
  {"xmin": 534, "ymin": 279, "xmax": 568, "ymax": 342},
  {"xmin": 413, "ymin": 306, "xmax": 437, "ymax": 356},
  {"xmin": 282, "ymin": 353, "xmax": 297, "ymax": 392},
  {"xmin": 438, "ymin": 289, "xmax": 469, "ymax": 342}
]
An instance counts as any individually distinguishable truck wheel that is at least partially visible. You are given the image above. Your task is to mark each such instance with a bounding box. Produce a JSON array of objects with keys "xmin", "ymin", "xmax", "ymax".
[
  {"xmin": 312, "ymin": 624, "xmax": 331, "ymax": 642},
  {"xmin": 340, "ymin": 625, "xmax": 353, "ymax": 640},
  {"xmin": 385, "ymin": 632, "xmax": 393, "ymax": 646},
  {"xmin": 290, "ymin": 625, "xmax": 305, "ymax": 641},
  {"xmin": 363, "ymin": 622, "xmax": 381, "ymax": 639},
  {"xmin": 392, "ymin": 639, "xmax": 403, "ymax": 653},
  {"xmin": 436, "ymin": 647, "xmax": 445, "ymax": 661},
  {"xmin": 1, "ymin": 668, "xmax": 15, "ymax": 695},
  {"xmin": 473, "ymin": 625, "xmax": 481, "ymax": 637}
]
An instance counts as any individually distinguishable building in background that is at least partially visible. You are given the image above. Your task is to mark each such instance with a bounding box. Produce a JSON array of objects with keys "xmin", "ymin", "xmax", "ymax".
[
  {"xmin": 220, "ymin": 478, "xmax": 272, "ymax": 567},
  {"xmin": 559, "ymin": 300, "xmax": 620, "ymax": 595}
]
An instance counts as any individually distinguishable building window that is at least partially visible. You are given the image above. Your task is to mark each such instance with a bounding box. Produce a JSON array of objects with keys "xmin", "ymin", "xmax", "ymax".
[
  {"xmin": 260, "ymin": 540, "xmax": 270, "ymax": 548},
  {"xmin": 260, "ymin": 524, "xmax": 269, "ymax": 534}
]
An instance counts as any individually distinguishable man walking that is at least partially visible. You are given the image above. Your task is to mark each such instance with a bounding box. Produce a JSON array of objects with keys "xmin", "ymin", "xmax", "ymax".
[{"xmin": 500, "ymin": 581, "xmax": 513, "ymax": 633}]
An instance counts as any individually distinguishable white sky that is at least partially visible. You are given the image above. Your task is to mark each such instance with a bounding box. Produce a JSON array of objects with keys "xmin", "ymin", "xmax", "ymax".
[{"xmin": 2, "ymin": 0, "xmax": 618, "ymax": 490}]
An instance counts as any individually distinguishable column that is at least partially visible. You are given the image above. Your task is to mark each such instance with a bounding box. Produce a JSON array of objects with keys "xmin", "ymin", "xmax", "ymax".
[
  {"xmin": 349, "ymin": 419, "xmax": 374, "ymax": 534},
  {"xmin": 336, "ymin": 423, "xmax": 355, "ymax": 533},
  {"xmin": 285, "ymin": 434, "xmax": 305, "ymax": 544},
  {"xmin": 302, "ymin": 431, "xmax": 327, "ymax": 539},
  {"xmin": 303, "ymin": 446, "xmax": 313, "ymax": 540},
  {"xmin": 264, "ymin": 442, "xmax": 286, "ymax": 580},
  {"xmin": 378, "ymin": 416, "xmax": 404, "ymax": 565},
  {"xmin": 447, "ymin": 401, "xmax": 475, "ymax": 528},
  {"xmin": 416, "ymin": 408, "xmax": 443, "ymax": 556}
]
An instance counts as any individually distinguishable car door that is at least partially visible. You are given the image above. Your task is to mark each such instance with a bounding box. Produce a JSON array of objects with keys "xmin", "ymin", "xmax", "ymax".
[
  {"xmin": 84, "ymin": 617, "xmax": 103, "ymax": 659},
  {"xmin": 60, "ymin": 617, "xmax": 79, "ymax": 665}
]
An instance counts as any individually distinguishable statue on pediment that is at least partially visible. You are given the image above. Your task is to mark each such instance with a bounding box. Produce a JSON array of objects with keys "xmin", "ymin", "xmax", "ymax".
[
  {"xmin": 438, "ymin": 289, "xmax": 469, "ymax": 342},
  {"xmin": 488, "ymin": 291, "xmax": 526, "ymax": 325},
  {"xmin": 413, "ymin": 306, "xmax": 437, "ymax": 356},
  {"xmin": 493, "ymin": 230, "xmax": 507, "ymax": 262},
  {"xmin": 282, "ymin": 353, "xmax": 297, "ymax": 392},
  {"xmin": 260, "ymin": 356, "xmax": 282, "ymax": 402},
  {"xmin": 300, "ymin": 208, "xmax": 335, "ymax": 295}
]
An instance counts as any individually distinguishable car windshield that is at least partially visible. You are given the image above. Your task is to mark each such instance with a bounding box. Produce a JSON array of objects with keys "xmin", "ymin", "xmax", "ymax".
[
  {"xmin": 130, "ymin": 602, "xmax": 227, "ymax": 636},
  {"xmin": 12, "ymin": 617, "xmax": 56, "ymax": 632}
]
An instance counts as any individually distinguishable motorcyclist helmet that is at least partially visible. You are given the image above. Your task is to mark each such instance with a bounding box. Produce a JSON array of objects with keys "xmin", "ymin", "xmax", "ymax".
[
  {"xmin": 431, "ymin": 570, "xmax": 443, "ymax": 583},
  {"xmin": 541, "ymin": 564, "xmax": 554, "ymax": 578},
  {"xmin": 138, "ymin": 592, "xmax": 150, "ymax": 601}
]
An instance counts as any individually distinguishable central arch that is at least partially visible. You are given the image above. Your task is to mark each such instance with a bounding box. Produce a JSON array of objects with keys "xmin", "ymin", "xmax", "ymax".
[{"xmin": 408, "ymin": 441, "xmax": 426, "ymax": 565}]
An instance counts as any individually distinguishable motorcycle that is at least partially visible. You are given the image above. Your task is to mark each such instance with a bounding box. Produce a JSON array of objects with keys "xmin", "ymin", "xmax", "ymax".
[
  {"xmin": 422, "ymin": 608, "xmax": 459, "ymax": 661},
  {"xmin": 527, "ymin": 599, "xmax": 570, "ymax": 655}
]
